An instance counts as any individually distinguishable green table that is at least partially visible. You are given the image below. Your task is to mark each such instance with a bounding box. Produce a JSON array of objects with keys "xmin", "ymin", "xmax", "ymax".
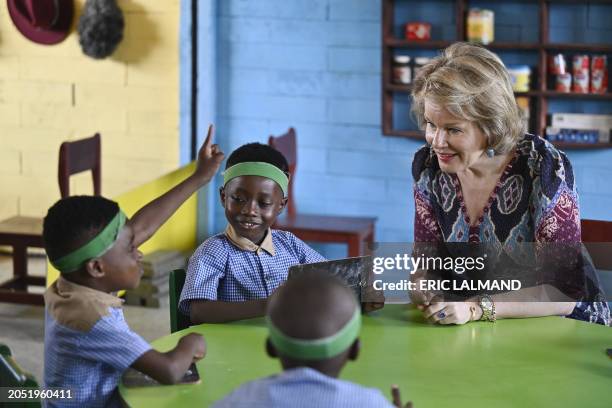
[{"xmin": 119, "ymin": 305, "xmax": 611, "ymax": 407}]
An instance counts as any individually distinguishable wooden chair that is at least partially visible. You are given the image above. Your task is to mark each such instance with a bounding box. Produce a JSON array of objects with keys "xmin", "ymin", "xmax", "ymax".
[
  {"xmin": 581, "ymin": 219, "xmax": 612, "ymax": 270},
  {"xmin": 268, "ymin": 128, "xmax": 376, "ymax": 257},
  {"xmin": 169, "ymin": 269, "xmax": 190, "ymax": 333},
  {"xmin": 58, "ymin": 133, "xmax": 101, "ymax": 198},
  {"xmin": 0, "ymin": 133, "xmax": 101, "ymax": 305}
]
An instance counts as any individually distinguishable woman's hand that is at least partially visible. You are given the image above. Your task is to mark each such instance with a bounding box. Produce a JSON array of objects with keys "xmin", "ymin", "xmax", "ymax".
[
  {"xmin": 194, "ymin": 124, "xmax": 225, "ymax": 183},
  {"xmin": 422, "ymin": 301, "xmax": 480, "ymax": 325},
  {"xmin": 362, "ymin": 273, "xmax": 386, "ymax": 313}
]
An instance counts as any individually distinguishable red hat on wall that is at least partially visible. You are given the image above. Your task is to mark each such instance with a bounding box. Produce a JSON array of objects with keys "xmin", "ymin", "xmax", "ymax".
[{"xmin": 7, "ymin": 0, "xmax": 74, "ymax": 45}]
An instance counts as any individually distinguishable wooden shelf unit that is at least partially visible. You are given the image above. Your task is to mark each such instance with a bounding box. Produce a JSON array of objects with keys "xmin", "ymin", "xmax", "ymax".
[{"xmin": 382, "ymin": 0, "xmax": 612, "ymax": 149}]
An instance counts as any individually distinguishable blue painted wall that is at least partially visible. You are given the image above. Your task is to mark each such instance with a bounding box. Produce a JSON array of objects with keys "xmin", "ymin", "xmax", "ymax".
[{"xmin": 186, "ymin": 0, "xmax": 612, "ymax": 251}]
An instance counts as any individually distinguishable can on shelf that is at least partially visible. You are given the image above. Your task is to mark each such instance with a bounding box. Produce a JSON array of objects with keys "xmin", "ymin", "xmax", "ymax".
[
  {"xmin": 549, "ymin": 54, "xmax": 567, "ymax": 75},
  {"xmin": 392, "ymin": 55, "xmax": 412, "ymax": 85},
  {"xmin": 591, "ymin": 55, "xmax": 608, "ymax": 94},
  {"xmin": 405, "ymin": 22, "xmax": 431, "ymax": 40},
  {"xmin": 556, "ymin": 73, "xmax": 572, "ymax": 92},
  {"xmin": 507, "ymin": 65, "xmax": 531, "ymax": 92},
  {"xmin": 466, "ymin": 9, "xmax": 494, "ymax": 45},
  {"xmin": 572, "ymin": 55, "xmax": 590, "ymax": 94}
]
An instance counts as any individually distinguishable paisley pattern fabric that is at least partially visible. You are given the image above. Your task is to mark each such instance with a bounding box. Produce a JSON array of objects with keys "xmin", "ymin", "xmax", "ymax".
[{"xmin": 412, "ymin": 134, "xmax": 610, "ymax": 326}]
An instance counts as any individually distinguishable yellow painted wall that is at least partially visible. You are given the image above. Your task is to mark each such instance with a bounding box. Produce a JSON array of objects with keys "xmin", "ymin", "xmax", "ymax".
[
  {"xmin": 47, "ymin": 162, "xmax": 198, "ymax": 286},
  {"xmin": 0, "ymin": 0, "xmax": 180, "ymax": 220}
]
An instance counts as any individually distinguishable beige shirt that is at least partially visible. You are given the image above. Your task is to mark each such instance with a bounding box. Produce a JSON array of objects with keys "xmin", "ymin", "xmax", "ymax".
[{"xmin": 44, "ymin": 277, "xmax": 124, "ymax": 332}]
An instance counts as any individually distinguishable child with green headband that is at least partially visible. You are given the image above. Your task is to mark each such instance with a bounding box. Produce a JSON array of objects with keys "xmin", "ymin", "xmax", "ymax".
[
  {"xmin": 42, "ymin": 126, "xmax": 224, "ymax": 408},
  {"xmin": 180, "ymin": 142, "xmax": 325, "ymax": 323},
  {"xmin": 212, "ymin": 272, "xmax": 402, "ymax": 407}
]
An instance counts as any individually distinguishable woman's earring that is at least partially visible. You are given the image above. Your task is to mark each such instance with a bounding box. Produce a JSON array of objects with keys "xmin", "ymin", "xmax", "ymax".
[{"xmin": 486, "ymin": 148, "xmax": 495, "ymax": 158}]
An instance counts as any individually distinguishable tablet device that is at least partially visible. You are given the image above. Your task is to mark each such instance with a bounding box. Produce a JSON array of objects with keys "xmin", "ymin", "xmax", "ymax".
[
  {"xmin": 122, "ymin": 362, "xmax": 200, "ymax": 387},
  {"xmin": 288, "ymin": 256, "xmax": 372, "ymax": 303}
]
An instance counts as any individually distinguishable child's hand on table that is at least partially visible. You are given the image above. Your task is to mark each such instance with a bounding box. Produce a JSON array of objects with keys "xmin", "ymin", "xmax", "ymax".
[
  {"xmin": 178, "ymin": 333, "xmax": 207, "ymax": 362},
  {"xmin": 391, "ymin": 385, "xmax": 413, "ymax": 408}
]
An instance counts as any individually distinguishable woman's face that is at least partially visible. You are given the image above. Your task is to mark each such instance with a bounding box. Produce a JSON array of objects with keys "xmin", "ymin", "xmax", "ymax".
[{"xmin": 424, "ymin": 99, "xmax": 488, "ymax": 174}]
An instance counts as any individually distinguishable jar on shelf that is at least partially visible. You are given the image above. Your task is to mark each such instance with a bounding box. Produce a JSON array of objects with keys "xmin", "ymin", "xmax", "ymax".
[
  {"xmin": 507, "ymin": 65, "xmax": 531, "ymax": 92},
  {"xmin": 413, "ymin": 57, "xmax": 431, "ymax": 79},
  {"xmin": 392, "ymin": 55, "xmax": 412, "ymax": 85},
  {"xmin": 467, "ymin": 9, "xmax": 494, "ymax": 45}
]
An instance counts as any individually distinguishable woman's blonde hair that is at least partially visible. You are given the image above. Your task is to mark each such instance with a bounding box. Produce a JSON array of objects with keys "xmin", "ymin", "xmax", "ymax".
[{"xmin": 411, "ymin": 42, "xmax": 526, "ymax": 154}]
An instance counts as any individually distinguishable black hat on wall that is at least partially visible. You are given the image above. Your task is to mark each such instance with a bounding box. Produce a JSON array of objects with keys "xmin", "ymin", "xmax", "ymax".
[{"xmin": 78, "ymin": 0, "xmax": 124, "ymax": 59}]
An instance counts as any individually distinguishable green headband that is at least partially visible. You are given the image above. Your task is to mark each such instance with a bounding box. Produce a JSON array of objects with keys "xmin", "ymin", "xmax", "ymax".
[
  {"xmin": 223, "ymin": 162, "xmax": 289, "ymax": 196},
  {"xmin": 267, "ymin": 307, "xmax": 361, "ymax": 360},
  {"xmin": 50, "ymin": 210, "xmax": 126, "ymax": 274}
]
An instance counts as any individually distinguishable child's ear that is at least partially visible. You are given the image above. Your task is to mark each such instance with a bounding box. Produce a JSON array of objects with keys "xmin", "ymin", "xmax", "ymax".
[
  {"xmin": 348, "ymin": 338, "xmax": 360, "ymax": 361},
  {"xmin": 85, "ymin": 258, "xmax": 105, "ymax": 279},
  {"xmin": 277, "ymin": 197, "xmax": 288, "ymax": 214},
  {"xmin": 265, "ymin": 338, "xmax": 278, "ymax": 359}
]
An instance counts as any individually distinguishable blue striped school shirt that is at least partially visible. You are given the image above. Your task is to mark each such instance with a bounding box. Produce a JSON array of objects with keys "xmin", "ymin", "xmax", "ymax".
[
  {"xmin": 43, "ymin": 278, "xmax": 151, "ymax": 408},
  {"xmin": 212, "ymin": 367, "xmax": 395, "ymax": 408},
  {"xmin": 179, "ymin": 227, "xmax": 325, "ymax": 315}
]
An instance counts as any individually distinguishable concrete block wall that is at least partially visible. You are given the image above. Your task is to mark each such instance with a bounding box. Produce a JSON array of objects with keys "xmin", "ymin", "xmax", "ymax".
[
  {"xmin": 214, "ymin": 0, "xmax": 422, "ymax": 245},
  {"xmin": 211, "ymin": 0, "xmax": 612, "ymax": 247},
  {"xmin": 0, "ymin": 0, "xmax": 181, "ymax": 219}
]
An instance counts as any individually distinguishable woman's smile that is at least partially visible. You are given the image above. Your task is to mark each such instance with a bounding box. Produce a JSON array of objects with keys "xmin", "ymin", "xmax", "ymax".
[{"xmin": 435, "ymin": 152, "xmax": 457, "ymax": 163}]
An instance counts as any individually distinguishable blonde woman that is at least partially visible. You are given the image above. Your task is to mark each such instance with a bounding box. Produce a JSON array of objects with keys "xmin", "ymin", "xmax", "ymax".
[{"xmin": 410, "ymin": 42, "xmax": 609, "ymax": 326}]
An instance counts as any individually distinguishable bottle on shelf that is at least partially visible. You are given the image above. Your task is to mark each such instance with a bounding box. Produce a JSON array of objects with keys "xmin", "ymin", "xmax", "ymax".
[
  {"xmin": 591, "ymin": 56, "xmax": 608, "ymax": 94},
  {"xmin": 392, "ymin": 55, "xmax": 412, "ymax": 85},
  {"xmin": 572, "ymin": 55, "xmax": 590, "ymax": 94}
]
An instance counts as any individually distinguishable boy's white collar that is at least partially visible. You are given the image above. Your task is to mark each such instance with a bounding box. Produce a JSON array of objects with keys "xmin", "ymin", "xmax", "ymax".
[{"xmin": 224, "ymin": 224, "xmax": 275, "ymax": 256}]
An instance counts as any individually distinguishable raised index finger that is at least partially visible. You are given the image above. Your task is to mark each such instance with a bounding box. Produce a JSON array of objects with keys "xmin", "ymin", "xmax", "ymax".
[{"xmin": 203, "ymin": 124, "xmax": 214, "ymax": 148}]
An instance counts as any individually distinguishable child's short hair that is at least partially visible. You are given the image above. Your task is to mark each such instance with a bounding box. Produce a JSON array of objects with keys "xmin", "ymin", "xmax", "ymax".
[
  {"xmin": 43, "ymin": 196, "xmax": 119, "ymax": 264},
  {"xmin": 226, "ymin": 142, "xmax": 289, "ymax": 173}
]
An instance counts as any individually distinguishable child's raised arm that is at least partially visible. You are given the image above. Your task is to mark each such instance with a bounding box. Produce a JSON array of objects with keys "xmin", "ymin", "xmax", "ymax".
[
  {"xmin": 129, "ymin": 125, "xmax": 224, "ymax": 247},
  {"xmin": 131, "ymin": 333, "xmax": 206, "ymax": 384}
]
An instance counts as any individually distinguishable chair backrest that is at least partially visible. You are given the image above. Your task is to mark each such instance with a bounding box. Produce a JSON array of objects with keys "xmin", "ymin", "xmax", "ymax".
[
  {"xmin": 0, "ymin": 343, "xmax": 39, "ymax": 391},
  {"xmin": 169, "ymin": 269, "xmax": 191, "ymax": 333},
  {"xmin": 58, "ymin": 133, "xmax": 101, "ymax": 198},
  {"xmin": 581, "ymin": 219, "xmax": 612, "ymax": 270},
  {"xmin": 268, "ymin": 127, "xmax": 297, "ymax": 217}
]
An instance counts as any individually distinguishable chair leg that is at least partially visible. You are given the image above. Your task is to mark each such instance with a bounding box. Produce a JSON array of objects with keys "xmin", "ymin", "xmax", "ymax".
[
  {"xmin": 13, "ymin": 244, "xmax": 28, "ymax": 279},
  {"xmin": 348, "ymin": 236, "xmax": 361, "ymax": 258}
]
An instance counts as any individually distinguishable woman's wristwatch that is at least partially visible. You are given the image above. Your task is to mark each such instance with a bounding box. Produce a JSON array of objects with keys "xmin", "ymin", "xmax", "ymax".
[{"xmin": 478, "ymin": 295, "xmax": 496, "ymax": 322}]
